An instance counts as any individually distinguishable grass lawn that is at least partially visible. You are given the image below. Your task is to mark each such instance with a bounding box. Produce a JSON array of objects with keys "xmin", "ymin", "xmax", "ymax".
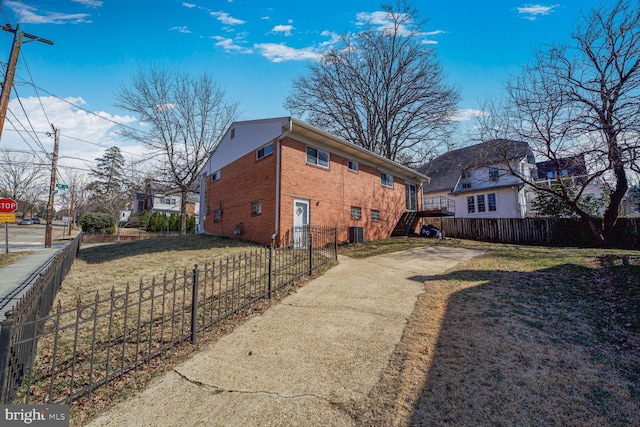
[
  {"xmin": 341, "ymin": 237, "xmax": 640, "ymax": 427},
  {"xmin": 57, "ymin": 234, "xmax": 259, "ymax": 306}
]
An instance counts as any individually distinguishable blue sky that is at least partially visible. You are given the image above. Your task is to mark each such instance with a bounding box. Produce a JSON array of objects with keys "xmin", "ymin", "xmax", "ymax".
[{"xmin": 0, "ymin": 0, "xmax": 605, "ymax": 175}]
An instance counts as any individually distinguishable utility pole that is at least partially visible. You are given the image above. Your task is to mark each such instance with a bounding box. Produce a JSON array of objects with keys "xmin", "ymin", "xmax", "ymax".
[
  {"xmin": 0, "ymin": 24, "xmax": 53, "ymax": 140},
  {"xmin": 45, "ymin": 125, "xmax": 59, "ymax": 248},
  {"xmin": 68, "ymin": 183, "xmax": 76, "ymax": 236}
]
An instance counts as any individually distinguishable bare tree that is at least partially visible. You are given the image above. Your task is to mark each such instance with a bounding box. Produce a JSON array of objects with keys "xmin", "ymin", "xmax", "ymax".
[
  {"xmin": 0, "ymin": 148, "xmax": 47, "ymax": 217},
  {"xmin": 115, "ymin": 67, "xmax": 240, "ymax": 234},
  {"xmin": 284, "ymin": 1, "xmax": 460, "ymax": 166},
  {"xmin": 476, "ymin": 0, "xmax": 640, "ymax": 246}
]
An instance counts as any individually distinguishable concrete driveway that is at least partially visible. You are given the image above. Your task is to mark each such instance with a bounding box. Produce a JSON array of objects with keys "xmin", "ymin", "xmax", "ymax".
[{"xmin": 87, "ymin": 245, "xmax": 483, "ymax": 427}]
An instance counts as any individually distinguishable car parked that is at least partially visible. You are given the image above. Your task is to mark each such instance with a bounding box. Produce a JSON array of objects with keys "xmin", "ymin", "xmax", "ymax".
[
  {"xmin": 18, "ymin": 219, "xmax": 33, "ymax": 225},
  {"xmin": 30, "ymin": 218, "xmax": 41, "ymax": 224}
]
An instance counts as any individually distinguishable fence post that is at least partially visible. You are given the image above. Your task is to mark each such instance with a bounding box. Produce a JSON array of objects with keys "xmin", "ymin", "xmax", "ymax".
[
  {"xmin": 191, "ymin": 265, "xmax": 199, "ymax": 345},
  {"xmin": 308, "ymin": 233, "xmax": 313, "ymax": 275},
  {"xmin": 268, "ymin": 246, "xmax": 273, "ymax": 299},
  {"xmin": 334, "ymin": 227, "xmax": 339, "ymax": 260},
  {"xmin": 0, "ymin": 310, "xmax": 14, "ymax": 402}
]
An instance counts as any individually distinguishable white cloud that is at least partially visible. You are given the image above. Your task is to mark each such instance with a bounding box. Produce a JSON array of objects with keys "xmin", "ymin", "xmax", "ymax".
[
  {"xmin": 517, "ymin": 4, "xmax": 559, "ymax": 21},
  {"xmin": 254, "ymin": 43, "xmax": 322, "ymax": 63},
  {"xmin": 356, "ymin": 10, "xmax": 413, "ymax": 36},
  {"xmin": 319, "ymin": 30, "xmax": 341, "ymax": 47},
  {"xmin": 210, "ymin": 11, "xmax": 246, "ymax": 25},
  {"xmin": 452, "ymin": 109, "xmax": 486, "ymax": 122},
  {"xmin": 4, "ymin": 1, "xmax": 91, "ymax": 24},
  {"xmin": 72, "ymin": 0, "xmax": 103, "ymax": 7},
  {"xmin": 182, "ymin": 2, "xmax": 197, "ymax": 8},
  {"xmin": 3, "ymin": 96, "xmax": 140, "ymax": 171},
  {"xmin": 169, "ymin": 26, "xmax": 191, "ymax": 34},
  {"xmin": 212, "ymin": 36, "xmax": 253, "ymax": 53},
  {"xmin": 272, "ymin": 24, "xmax": 294, "ymax": 37}
]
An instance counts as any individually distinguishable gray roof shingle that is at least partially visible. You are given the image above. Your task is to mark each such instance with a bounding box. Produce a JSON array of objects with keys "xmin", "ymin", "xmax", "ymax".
[{"xmin": 418, "ymin": 139, "xmax": 533, "ymax": 193}]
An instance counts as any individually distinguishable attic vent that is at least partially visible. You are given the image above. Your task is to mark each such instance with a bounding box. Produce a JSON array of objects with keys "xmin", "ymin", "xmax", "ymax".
[{"xmin": 230, "ymin": 128, "xmax": 235, "ymax": 139}]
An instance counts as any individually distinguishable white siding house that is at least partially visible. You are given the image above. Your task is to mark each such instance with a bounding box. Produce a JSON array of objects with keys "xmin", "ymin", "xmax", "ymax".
[{"xmin": 419, "ymin": 139, "xmax": 537, "ymax": 218}]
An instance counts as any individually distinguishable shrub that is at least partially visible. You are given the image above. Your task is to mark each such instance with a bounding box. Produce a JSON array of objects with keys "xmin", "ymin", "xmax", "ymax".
[{"xmin": 80, "ymin": 212, "xmax": 116, "ymax": 233}]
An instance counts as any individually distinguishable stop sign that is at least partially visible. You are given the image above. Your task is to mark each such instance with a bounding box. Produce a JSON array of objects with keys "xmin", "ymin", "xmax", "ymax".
[{"xmin": 0, "ymin": 198, "xmax": 17, "ymax": 213}]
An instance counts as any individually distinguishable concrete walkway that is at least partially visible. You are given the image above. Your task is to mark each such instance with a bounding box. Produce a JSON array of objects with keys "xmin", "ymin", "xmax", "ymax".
[
  {"xmin": 87, "ymin": 245, "xmax": 483, "ymax": 427},
  {"xmin": 0, "ymin": 248, "xmax": 60, "ymax": 318}
]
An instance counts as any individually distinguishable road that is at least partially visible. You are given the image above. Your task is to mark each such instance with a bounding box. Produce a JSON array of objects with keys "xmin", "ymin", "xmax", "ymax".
[{"xmin": 0, "ymin": 222, "xmax": 72, "ymax": 251}]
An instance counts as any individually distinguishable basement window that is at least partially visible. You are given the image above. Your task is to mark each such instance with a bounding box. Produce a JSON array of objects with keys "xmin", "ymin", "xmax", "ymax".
[
  {"xmin": 351, "ymin": 206, "xmax": 362, "ymax": 220},
  {"xmin": 251, "ymin": 201, "xmax": 262, "ymax": 216}
]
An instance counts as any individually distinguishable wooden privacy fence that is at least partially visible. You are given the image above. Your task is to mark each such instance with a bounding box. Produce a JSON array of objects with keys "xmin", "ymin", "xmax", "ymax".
[
  {"xmin": 0, "ymin": 226, "xmax": 338, "ymax": 405},
  {"xmin": 437, "ymin": 217, "xmax": 640, "ymax": 248}
]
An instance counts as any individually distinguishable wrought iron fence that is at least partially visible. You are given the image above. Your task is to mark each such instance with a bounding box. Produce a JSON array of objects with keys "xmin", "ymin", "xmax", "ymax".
[
  {"xmin": 0, "ymin": 226, "xmax": 338, "ymax": 404},
  {"xmin": 0, "ymin": 232, "xmax": 82, "ymax": 404}
]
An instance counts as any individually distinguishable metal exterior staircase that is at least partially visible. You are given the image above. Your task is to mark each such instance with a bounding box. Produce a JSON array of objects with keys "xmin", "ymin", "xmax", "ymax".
[{"xmin": 391, "ymin": 211, "xmax": 418, "ymax": 237}]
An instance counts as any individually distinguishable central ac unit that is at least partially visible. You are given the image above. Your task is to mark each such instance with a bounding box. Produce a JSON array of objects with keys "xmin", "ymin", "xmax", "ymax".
[{"xmin": 348, "ymin": 226, "xmax": 364, "ymax": 244}]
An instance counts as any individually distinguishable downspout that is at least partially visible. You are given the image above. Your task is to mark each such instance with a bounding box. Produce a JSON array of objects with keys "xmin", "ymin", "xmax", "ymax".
[
  {"xmin": 197, "ymin": 174, "xmax": 206, "ymax": 234},
  {"xmin": 274, "ymin": 118, "xmax": 293, "ymax": 242}
]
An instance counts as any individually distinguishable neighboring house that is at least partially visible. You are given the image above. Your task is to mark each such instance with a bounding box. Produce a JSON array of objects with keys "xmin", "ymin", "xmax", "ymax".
[
  {"xmin": 133, "ymin": 180, "xmax": 199, "ymax": 218},
  {"xmin": 526, "ymin": 154, "xmax": 606, "ymax": 216},
  {"xmin": 419, "ymin": 139, "xmax": 536, "ymax": 218},
  {"xmin": 197, "ymin": 117, "xmax": 429, "ymax": 245}
]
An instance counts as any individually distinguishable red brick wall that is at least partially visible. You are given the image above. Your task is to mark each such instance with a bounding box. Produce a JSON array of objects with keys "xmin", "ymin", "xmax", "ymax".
[
  {"xmin": 279, "ymin": 137, "xmax": 408, "ymax": 243},
  {"xmin": 203, "ymin": 135, "xmax": 418, "ymax": 245},
  {"xmin": 203, "ymin": 141, "xmax": 278, "ymax": 244}
]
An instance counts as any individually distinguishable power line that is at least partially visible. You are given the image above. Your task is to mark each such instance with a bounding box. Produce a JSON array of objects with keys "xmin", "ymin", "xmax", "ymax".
[{"xmin": 15, "ymin": 79, "xmax": 153, "ymax": 138}]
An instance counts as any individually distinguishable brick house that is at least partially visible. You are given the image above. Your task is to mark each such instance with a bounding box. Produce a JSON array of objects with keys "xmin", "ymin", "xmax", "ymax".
[{"xmin": 197, "ymin": 117, "xmax": 429, "ymax": 245}]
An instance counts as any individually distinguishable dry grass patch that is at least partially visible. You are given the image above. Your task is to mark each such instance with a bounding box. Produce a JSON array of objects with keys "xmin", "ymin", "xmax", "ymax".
[
  {"xmin": 58, "ymin": 235, "xmax": 257, "ymax": 305},
  {"xmin": 0, "ymin": 251, "xmax": 31, "ymax": 269},
  {"xmin": 340, "ymin": 238, "xmax": 640, "ymax": 427}
]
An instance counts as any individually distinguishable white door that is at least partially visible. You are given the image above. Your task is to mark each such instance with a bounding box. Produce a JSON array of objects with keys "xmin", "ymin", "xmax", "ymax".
[{"xmin": 293, "ymin": 199, "xmax": 309, "ymax": 248}]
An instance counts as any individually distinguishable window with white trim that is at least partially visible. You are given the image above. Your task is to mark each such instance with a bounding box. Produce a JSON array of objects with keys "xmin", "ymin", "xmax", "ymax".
[
  {"xmin": 256, "ymin": 143, "xmax": 274, "ymax": 160},
  {"xmin": 489, "ymin": 167, "xmax": 500, "ymax": 181},
  {"xmin": 477, "ymin": 194, "xmax": 486, "ymax": 212},
  {"xmin": 488, "ymin": 193, "xmax": 497, "ymax": 211},
  {"xmin": 467, "ymin": 196, "xmax": 475, "ymax": 213},
  {"xmin": 381, "ymin": 173, "xmax": 394, "ymax": 188},
  {"xmin": 371, "ymin": 209, "xmax": 381, "ymax": 222},
  {"xmin": 306, "ymin": 146, "xmax": 329, "ymax": 168},
  {"xmin": 351, "ymin": 206, "xmax": 362, "ymax": 220}
]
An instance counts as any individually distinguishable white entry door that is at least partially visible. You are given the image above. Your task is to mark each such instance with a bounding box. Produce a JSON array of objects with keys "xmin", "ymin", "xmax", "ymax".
[{"xmin": 293, "ymin": 199, "xmax": 309, "ymax": 248}]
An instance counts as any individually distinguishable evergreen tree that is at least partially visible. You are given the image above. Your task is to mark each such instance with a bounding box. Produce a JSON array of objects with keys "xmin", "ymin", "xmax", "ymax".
[{"xmin": 87, "ymin": 147, "xmax": 129, "ymax": 217}]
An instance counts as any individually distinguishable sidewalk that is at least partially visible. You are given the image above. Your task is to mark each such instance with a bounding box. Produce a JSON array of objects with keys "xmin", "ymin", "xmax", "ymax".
[
  {"xmin": 0, "ymin": 248, "xmax": 61, "ymax": 318},
  {"xmin": 87, "ymin": 245, "xmax": 483, "ymax": 427}
]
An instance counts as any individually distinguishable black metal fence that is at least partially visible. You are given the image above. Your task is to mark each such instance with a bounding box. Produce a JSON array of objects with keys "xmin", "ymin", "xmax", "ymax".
[
  {"xmin": 0, "ymin": 226, "xmax": 338, "ymax": 404},
  {"xmin": 0, "ymin": 233, "xmax": 82, "ymax": 403}
]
